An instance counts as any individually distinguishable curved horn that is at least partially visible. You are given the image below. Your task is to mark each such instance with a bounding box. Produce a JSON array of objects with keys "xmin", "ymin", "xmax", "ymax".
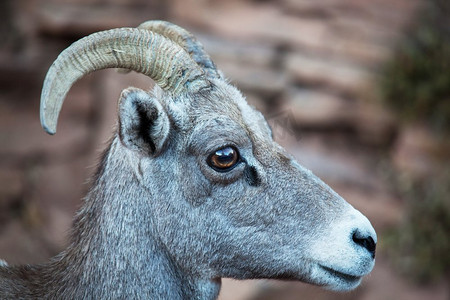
[
  {"xmin": 138, "ymin": 20, "xmax": 221, "ymax": 79},
  {"xmin": 40, "ymin": 28, "xmax": 209, "ymax": 135}
]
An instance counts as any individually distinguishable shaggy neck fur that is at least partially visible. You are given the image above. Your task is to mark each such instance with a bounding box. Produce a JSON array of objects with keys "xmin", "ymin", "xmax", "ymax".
[{"xmin": 0, "ymin": 137, "xmax": 220, "ymax": 299}]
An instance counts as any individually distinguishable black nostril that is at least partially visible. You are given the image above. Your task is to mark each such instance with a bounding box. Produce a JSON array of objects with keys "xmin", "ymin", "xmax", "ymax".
[{"xmin": 352, "ymin": 231, "xmax": 376, "ymax": 259}]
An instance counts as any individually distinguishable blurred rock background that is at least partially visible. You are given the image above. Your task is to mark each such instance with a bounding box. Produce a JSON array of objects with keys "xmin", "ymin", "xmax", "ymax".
[{"xmin": 0, "ymin": 0, "xmax": 449, "ymax": 299}]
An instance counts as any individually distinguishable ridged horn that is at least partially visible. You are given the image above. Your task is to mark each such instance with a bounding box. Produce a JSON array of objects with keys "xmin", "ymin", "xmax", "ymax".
[
  {"xmin": 137, "ymin": 20, "xmax": 221, "ymax": 79},
  {"xmin": 40, "ymin": 28, "xmax": 209, "ymax": 135}
]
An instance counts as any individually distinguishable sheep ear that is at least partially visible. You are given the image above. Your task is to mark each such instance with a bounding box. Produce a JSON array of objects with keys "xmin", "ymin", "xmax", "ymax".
[{"xmin": 118, "ymin": 88, "xmax": 170, "ymax": 156}]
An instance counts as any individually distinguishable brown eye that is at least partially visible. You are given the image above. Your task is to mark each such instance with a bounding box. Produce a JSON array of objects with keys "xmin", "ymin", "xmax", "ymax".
[{"xmin": 207, "ymin": 146, "xmax": 240, "ymax": 172}]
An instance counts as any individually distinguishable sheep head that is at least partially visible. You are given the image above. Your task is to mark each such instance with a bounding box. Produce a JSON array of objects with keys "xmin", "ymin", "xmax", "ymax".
[{"xmin": 40, "ymin": 21, "xmax": 376, "ymax": 291}]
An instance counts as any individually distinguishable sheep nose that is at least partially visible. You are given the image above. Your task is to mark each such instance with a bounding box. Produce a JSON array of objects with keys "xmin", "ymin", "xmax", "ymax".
[{"xmin": 352, "ymin": 229, "xmax": 376, "ymax": 259}]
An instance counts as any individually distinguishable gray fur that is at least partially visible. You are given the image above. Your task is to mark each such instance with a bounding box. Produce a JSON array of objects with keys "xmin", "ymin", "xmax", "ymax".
[{"xmin": 0, "ymin": 31, "xmax": 376, "ymax": 299}]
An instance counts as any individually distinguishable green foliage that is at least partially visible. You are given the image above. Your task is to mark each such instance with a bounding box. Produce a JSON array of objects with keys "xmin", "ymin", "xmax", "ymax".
[
  {"xmin": 381, "ymin": 0, "xmax": 450, "ymax": 283},
  {"xmin": 385, "ymin": 171, "xmax": 450, "ymax": 283},
  {"xmin": 379, "ymin": 0, "xmax": 450, "ymax": 133}
]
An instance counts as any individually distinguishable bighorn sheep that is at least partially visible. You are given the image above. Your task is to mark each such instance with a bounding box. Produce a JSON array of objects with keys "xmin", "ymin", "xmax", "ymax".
[{"xmin": 0, "ymin": 21, "xmax": 376, "ymax": 299}]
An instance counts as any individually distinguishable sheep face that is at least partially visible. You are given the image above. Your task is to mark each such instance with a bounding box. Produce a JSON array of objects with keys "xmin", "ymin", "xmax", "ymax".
[{"xmin": 117, "ymin": 79, "xmax": 376, "ymax": 291}]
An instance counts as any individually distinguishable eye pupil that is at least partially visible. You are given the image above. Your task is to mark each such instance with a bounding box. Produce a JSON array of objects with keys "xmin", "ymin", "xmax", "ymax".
[{"xmin": 208, "ymin": 146, "xmax": 239, "ymax": 171}]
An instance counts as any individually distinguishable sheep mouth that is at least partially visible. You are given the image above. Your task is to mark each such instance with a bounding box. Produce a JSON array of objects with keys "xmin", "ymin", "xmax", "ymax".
[{"xmin": 318, "ymin": 265, "xmax": 362, "ymax": 284}]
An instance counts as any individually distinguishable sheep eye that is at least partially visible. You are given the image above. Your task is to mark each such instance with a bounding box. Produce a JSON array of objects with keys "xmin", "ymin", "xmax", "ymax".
[{"xmin": 207, "ymin": 146, "xmax": 240, "ymax": 172}]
